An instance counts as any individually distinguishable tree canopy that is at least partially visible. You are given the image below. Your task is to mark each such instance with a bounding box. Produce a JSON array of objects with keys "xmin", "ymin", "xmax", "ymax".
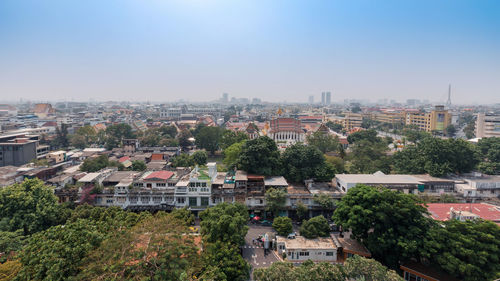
[
  {"xmin": 393, "ymin": 137, "xmax": 479, "ymax": 177},
  {"xmin": 332, "ymin": 184, "xmax": 431, "ymax": 268},
  {"xmin": 195, "ymin": 126, "xmax": 224, "ymax": 154},
  {"xmin": 281, "ymin": 144, "xmax": 335, "ymax": 182},
  {"xmin": 272, "ymin": 216, "xmax": 293, "ymax": 236},
  {"xmin": 223, "ymin": 140, "xmax": 246, "ymax": 169},
  {"xmin": 238, "ymin": 136, "xmax": 281, "ymax": 176},
  {"xmin": 265, "ymin": 188, "xmax": 287, "ymax": 217},
  {"xmin": 306, "ymin": 131, "xmax": 340, "ymax": 154},
  {"xmin": 299, "ymin": 215, "xmax": 330, "ymax": 239},
  {"xmin": 199, "ymin": 203, "xmax": 249, "ymax": 246}
]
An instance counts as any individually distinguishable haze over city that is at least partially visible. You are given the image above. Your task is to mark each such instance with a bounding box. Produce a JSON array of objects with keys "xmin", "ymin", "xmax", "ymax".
[{"xmin": 1, "ymin": 0, "xmax": 499, "ymax": 104}]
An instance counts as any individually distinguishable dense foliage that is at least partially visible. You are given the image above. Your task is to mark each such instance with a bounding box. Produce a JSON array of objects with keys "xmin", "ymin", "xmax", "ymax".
[
  {"xmin": 199, "ymin": 202, "xmax": 249, "ymax": 246},
  {"xmin": 393, "ymin": 137, "xmax": 479, "ymax": 176},
  {"xmin": 272, "ymin": 216, "xmax": 293, "ymax": 236},
  {"xmin": 280, "ymin": 144, "xmax": 335, "ymax": 182},
  {"xmin": 265, "ymin": 188, "xmax": 287, "ymax": 217},
  {"xmin": 299, "ymin": 215, "xmax": 330, "ymax": 239},
  {"xmin": 476, "ymin": 137, "xmax": 500, "ymax": 175},
  {"xmin": 79, "ymin": 154, "xmax": 123, "ymax": 172},
  {"xmin": 238, "ymin": 136, "xmax": 281, "ymax": 176},
  {"xmin": 253, "ymin": 256, "xmax": 403, "ymax": 281}
]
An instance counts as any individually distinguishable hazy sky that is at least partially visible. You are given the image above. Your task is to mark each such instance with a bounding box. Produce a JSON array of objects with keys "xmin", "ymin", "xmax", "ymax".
[{"xmin": 1, "ymin": 0, "xmax": 499, "ymax": 104}]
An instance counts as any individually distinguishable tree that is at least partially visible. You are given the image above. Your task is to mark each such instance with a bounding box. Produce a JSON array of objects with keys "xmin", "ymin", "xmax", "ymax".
[
  {"xmin": 130, "ymin": 160, "xmax": 146, "ymax": 171},
  {"xmin": 16, "ymin": 219, "xmax": 106, "ymax": 281},
  {"xmin": 343, "ymin": 255, "xmax": 403, "ymax": 281},
  {"xmin": 76, "ymin": 213, "xmax": 200, "ymax": 281},
  {"xmin": 313, "ymin": 194, "xmax": 335, "ymax": 209},
  {"xmin": 80, "ymin": 155, "xmax": 112, "ymax": 172},
  {"xmin": 170, "ymin": 207, "xmax": 195, "ymax": 226},
  {"xmin": 171, "ymin": 153, "xmax": 195, "ymax": 167},
  {"xmin": 393, "ymin": 137, "xmax": 480, "ymax": 177},
  {"xmin": 0, "ymin": 179, "xmax": 69, "ymax": 235},
  {"xmin": 325, "ymin": 121, "xmax": 343, "ymax": 133},
  {"xmin": 70, "ymin": 134, "xmax": 87, "ymax": 149},
  {"xmin": 280, "ymin": 144, "xmax": 335, "ymax": 183},
  {"xmin": 104, "ymin": 123, "xmax": 135, "ymax": 149},
  {"xmin": 0, "ymin": 260, "xmax": 22, "ymax": 281},
  {"xmin": 324, "ymin": 155, "xmax": 345, "ymax": 173},
  {"xmin": 272, "ymin": 216, "xmax": 293, "ymax": 236},
  {"xmin": 351, "ymin": 105, "xmax": 362, "ymax": 113},
  {"xmin": 201, "ymin": 242, "xmax": 250, "ymax": 281},
  {"xmin": 220, "ymin": 130, "xmax": 248, "ymax": 150},
  {"xmin": 253, "ymin": 260, "xmax": 345, "ymax": 281},
  {"xmin": 199, "ymin": 203, "xmax": 249, "ymax": 246},
  {"xmin": 299, "ymin": 215, "xmax": 330, "ymax": 239},
  {"xmin": 177, "ymin": 129, "xmax": 193, "ymax": 149},
  {"xmin": 238, "ymin": 136, "xmax": 281, "ymax": 176},
  {"xmin": 333, "ymin": 184, "xmax": 431, "ymax": 268},
  {"xmin": 346, "ymin": 140, "xmax": 391, "ymax": 174},
  {"xmin": 0, "ymin": 230, "xmax": 25, "ymax": 255},
  {"xmin": 347, "ymin": 129, "xmax": 379, "ymax": 144},
  {"xmin": 195, "ymin": 126, "xmax": 224, "ymax": 154},
  {"xmin": 306, "ymin": 131, "xmax": 340, "ymax": 154},
  {"xmin": 265, "ymin": 188, "xmax": 287, "ymax": 217},
  {"xmin": 463, "ymin": 119, "xmax": 476, "ymax": 139},
  {"xmin": 223, "ymin": 140, "xmax": 245, "ymax": 169},
  {"xmin": 476, "ymin": 137, "xmax": 500, "ymax": 175},
  {"xmin": 51, "ymin": 124, "xmax": 69, "ymax": 149},
  {"xmin": 445, "ymin": 124, "xmax": 456, "ymax": 137},
  {"xmin": 296, "ymin": 201, "xmax": 309, "ymax": 221},
  {"xmin": 192, "ymin": 150, "xmax": 208, "ymax": 166},
  {"xmin": 422, "ymin": 219, "xmax": 500, "ymax": 281}
]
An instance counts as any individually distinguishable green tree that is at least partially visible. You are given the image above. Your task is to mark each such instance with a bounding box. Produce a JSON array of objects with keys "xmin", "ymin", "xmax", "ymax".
[
  {"xmin": 445, "ymin": 124, "xmax": 456, "ymax": 137},
  {"xmin": 177, "ymin": 129, "xmax": 193, "ymax": 149},
  {"xmin": 170, "ymin": 207, "xmax": 195, "ymax": 226},
  {"xmin": 195, "ymin": 126, "xmax": 224, "ymax": 154},
  {"xmin": 199, "ymin": 203, "xmax": 249, "ymax": 246},
  {"xmin": 0, "ymin": 179, "xmax": 69, "ymax": 235},
  {"xmin": 325, "ymin": 121, "xmax": 343, "ymax": 133},
  {"xmin": 51, "ymin": 124, "xmax": 69, "ymax": 149},
  {"xmin": 254, "ymin": 260, "xmax": 348, "ymax": 281},
  {"xmin": 347, "ymin": 129, "xmax": 379, "ymax": 144},
  {"xmin": 223, "ymin": 140, "xmax": 245, "ymax": 169},
  {"xmin": 313, "ymin": 194, "xmax": 335, "ymax": 209},
  {"xmin": 238, "ymin": 136, "xmax": 281, "ymax": 176},
  {"xmin": 333, "ymin": 184, "xmax": 431, "ymax": 268},
  {"xmin": 299, "ymin": 215, "xmax": 330, "ymax": 239},
  {"xmin": 0, "ymin": 230, "xmax": 25, "ymax": 255},
  {"xmin": 201, "ymin": 242, "xmax": 250, "ymax": 281},
  {"xmin": 16, "ymin": 219, "xmax": 105, "ymax": 281},
  {"xmin": 104, "ymin": 123, "xmax": 135, "ymax": 149},
  {"xmin": 296, "ymin": 201, "xmax": 309, "ymax": 221},
  {"xmin": 324, "ymin": 155, "xmax": 345, "ymax": 173},
  {"xmin": 393, "ymin": 137, "xmax": 479, "ymax": 177},
  {"xmin": 306, "ymin": 131, "xmax": 340, "ymax": 154},
  {"xmin": 476, "ymin": 137, "xmax": 500, "ymax": 175},
  {"xmin": 346, "ymin": 140, "xmax": 391, "ymax": 174},
  {"xmin": 422, "ymin": 219, "xmax": 500, "ymax": 281},
  {"xmin": 281, "ymin": 144, "xmax": 335, "ymax": 183},
  {"xmin": 192, "ymin": 150, "xmax": 208, "ymax": 166},
  {"xmin": 130, "ymin": 160, "xmax": 146, "ymax": 171},
  {"xmin": 79, "ymin": 155, "xmax": 111, "ymax": 172},
  {"xmin": 220, "ymin": 130, "xmax": 248, "ymax": 150},
  {"xmin": 69, "ymin": 134, "xmax": 87, "ymax": 149},
  {"xmin": 265, "ymin": 188, "xmax": 287, "ymax": 217},
  {"xmin": 171, "ymin": 153, "xmax": 195, "ymax": 167},
  {"xmin": 76, "ymin": 213, "xmax": 200, "ymax": 281},
  {"xmin": 272, "ymin": 216, "xmax": 293, "ymax": 236},
  {"xmin": 344, "ymin": 255, "xmax": 403, "ymax": 281}
]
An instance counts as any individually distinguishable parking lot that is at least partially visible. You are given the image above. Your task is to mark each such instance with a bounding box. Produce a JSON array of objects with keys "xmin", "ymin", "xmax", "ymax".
[{"xmin": 242, "ymin": 224, "xmax": 280, "ymax": 279}]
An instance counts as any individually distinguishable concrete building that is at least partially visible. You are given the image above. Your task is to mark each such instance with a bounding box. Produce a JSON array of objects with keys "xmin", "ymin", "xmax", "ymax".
[
  {"xmin": 268, "ymin": 117, "xmax": 305, "ymax": 147},
  {"xmin": 277, "ymin": 235, "xmax": 339, "ymax": 262},
  {"xmin": 405, "ymin": 106, "xmax": 451, "ymax": 133},
  {"xmin": 0, "ymin": 133, "xmax": 39, "ymax": 167},
  {"xmin": 174, "ymin": 163, "xmax": 217, "ymax": 214},
  {"xmin": 476, "ymin": 113, "xmax": 500, "ymax": 138},
  {"xmin": 325, "ymin": 112, "xmax": 362, "ymax": 131}
]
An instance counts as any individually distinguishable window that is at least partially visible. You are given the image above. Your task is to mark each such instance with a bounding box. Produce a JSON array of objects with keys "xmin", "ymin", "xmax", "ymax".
[
  {"xmin": 325, "ymin": 252, "xmax": 334, "ymax": 256},
  {"xmin": 196, "ymin": 182, "xmax": 201, "ymax": 187},
  {"xmin": 177, "ymin": 197, "xmax": 185, "ymax": 204},
  {"xmin": 201, "ymin": 197, "xmax": 209, "ymax": 206},
  {"xmin": 189, "ymin": 197, "xmax": 197, "ymax": 207},
  {"xmin": 299, "ymin": 252, "xmax": 309, "ymax": 257},
  {"xmin": 153, "ymin": 196, "xmax": 162, "ymax": 203},
  {"xmin": 156, "ymin": 183, "xmax": 166, "ymax": 187},
  {"xmin": 141, "ymin": 197, "xmax": 150, "ymax": 203},
  {"xmin": 106, "ymin": 199, "xmax": 113, "ymax": 204},
  {"xmin": 129, "ymin": 196, "xmax": 138, "ymax": 204}
]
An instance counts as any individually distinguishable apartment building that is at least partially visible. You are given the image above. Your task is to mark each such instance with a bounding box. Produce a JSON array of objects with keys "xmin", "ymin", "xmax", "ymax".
[
  {"xmin": 476, "ymin": 113, "xmax": 500, "ymax": 138},
  {"xmin": 405, "ymin": 106, "xmax": 451, "ymax": 133},
  {"xmin": 0, "ymin": 133, "xmax": 39, "ymax": 167},
  {"xmin": 174, "ymin": 163, "xmax": 217, "ymax": 214},
  {"xmin": 325, "ymin": 112, "xmax": 363, "ymax": 131}
]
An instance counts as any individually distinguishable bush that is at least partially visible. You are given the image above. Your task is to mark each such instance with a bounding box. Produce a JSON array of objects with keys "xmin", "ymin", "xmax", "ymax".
[
  {"xmin": 299, "ymin": 215, "xmax": 330, "ymax": 239},
  {"xmin": 272, "ymin": 217, "xmax": 293, "ymax": 236}
]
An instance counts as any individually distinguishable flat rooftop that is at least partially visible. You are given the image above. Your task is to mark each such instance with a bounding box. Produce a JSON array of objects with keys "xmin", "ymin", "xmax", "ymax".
[{"xmin": 277, "ymin": 235, "xmax": 336, "ymax": 250}]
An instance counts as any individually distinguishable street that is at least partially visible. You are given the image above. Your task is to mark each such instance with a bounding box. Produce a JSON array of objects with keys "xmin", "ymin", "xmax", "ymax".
[{"xmin": 242, "ymin": 224, "xmax": 280, "ymax": 280}]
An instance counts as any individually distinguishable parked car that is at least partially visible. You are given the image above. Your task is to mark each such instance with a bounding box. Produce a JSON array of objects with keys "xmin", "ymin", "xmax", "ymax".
[
  {"xmin": 260, "ymin": 220, "xmax": 272, "ymax": 226},
  {"xmin": 287, "ymin": 232, "xmax": 296, "ymax": 239}
]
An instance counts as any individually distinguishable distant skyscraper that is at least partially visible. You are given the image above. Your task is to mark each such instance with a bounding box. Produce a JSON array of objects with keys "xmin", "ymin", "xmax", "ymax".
[
  {"xmin": 222, "ymin": 93, "xmax": 229, "ymax": 103},
  {"xmin": 308, "ymin": 95, "xmax": 314, "ymax": 104},
  {"xmin": 325, "ymin": 92, "xmax": 331, "ymax": 105},
  {"xmin": 321, "ymin": 92, "xmax": 326, "ymax": 105}
]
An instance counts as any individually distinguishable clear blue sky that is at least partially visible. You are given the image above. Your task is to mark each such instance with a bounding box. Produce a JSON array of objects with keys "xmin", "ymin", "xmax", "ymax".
[{"xmin": 1, "ymin": 0, "xmax": 499, "ymax": 104}]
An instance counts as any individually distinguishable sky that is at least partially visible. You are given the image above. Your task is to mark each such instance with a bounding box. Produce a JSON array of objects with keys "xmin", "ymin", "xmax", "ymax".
[{"xmin": 0, "ymin": 0, "xmax": 499, "ymax": 104}]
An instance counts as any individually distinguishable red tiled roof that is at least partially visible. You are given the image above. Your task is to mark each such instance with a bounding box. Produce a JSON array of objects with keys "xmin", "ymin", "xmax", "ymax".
[
  {"xmin": 118, "ymin": 156, "xmax": 130, "ymax": 163},
  {"xmin": 144, "ymin": 171, "xmax": 174, "ymax": 181},
  {"xmin": 151, "ymin": 154, "xmax": 163, "ymax": 161},
  {"xmin": 426, "ymin": 203, "xmax": 500, "ymax": 223}
]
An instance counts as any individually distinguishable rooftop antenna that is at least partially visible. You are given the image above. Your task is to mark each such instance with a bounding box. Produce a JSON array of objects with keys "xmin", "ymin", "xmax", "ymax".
[{"xmin": 446, "ymin": 84, "xmax": 452, "ymax": 107}]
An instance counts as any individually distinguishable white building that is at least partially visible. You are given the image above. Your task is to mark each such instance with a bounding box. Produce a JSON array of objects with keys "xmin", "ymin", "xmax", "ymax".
[
  {"xmin": 476, "ymin": 113, "xmax": 500, "ymax": 138},
  {"xmin": 175, "ymin": 163, "xmax": 218, "ymax": 213},
  {"xmin": 276, "ymin": 235, "xmax": 339, "ymax": 262}
]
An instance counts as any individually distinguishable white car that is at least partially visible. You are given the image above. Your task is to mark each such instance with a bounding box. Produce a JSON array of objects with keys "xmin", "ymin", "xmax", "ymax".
[{"xmin": 287, "ymin": 232, "xmax": 296, "ymax": 239}]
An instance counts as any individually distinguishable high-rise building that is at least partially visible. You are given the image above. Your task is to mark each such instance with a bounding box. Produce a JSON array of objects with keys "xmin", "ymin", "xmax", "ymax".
[
  {"xmin": 404, "ymin": 106, "xmax": 451, "ymax": 133},
  {"xmin": 308, "ymin": 95, "xmax": 314, "ymax": 104},
  {"xmin": 222, "ymin": 93, "xmax": 229, "ymax": 103},
  {"xmin": 325, "ymin": 92, "xmax": 331, "ymax": 105},
  {"xmin": 321, "ymin": 92, "xmax": 326, "ymax": 105},
  {"xmin": 476, "ymin": 113, "xmax": 500, "ymax": 138}
]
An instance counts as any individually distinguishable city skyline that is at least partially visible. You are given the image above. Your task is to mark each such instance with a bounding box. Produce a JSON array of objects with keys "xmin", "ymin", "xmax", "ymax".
[{"xmin": 1, "ymin": 0, "xmax": 499, "ymax": 104}]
